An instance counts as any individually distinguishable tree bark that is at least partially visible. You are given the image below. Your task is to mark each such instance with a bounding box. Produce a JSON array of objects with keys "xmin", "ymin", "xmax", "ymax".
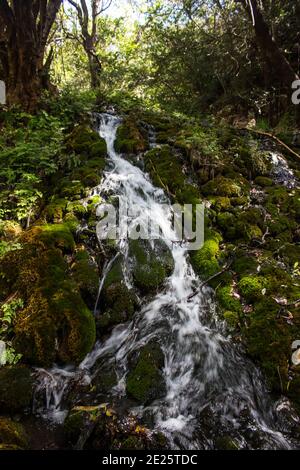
[
  {"xmin": 68, "ymin": 0, "xmax": 102, "ymax": 89},
  {"xmin": 0, "ymin": 0, "xmax": 62, "ymax": 111},
  {"xmin": 237, "ymin": 0, "xmax": 299, "ymax": 90}
]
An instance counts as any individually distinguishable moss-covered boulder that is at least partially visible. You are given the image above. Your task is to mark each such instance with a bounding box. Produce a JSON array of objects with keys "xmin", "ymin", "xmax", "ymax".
[
  {"xmin": 0, "ymin": 230, "xmax": 96, "ymax": 366},
  {"xmin": 129, "ymin": 239, "xmax": 174, "ymax": 293},
  {"xmin": 0, "ymin": 417, "xmax": 28, "ymax": 450},
  {"xmin": 114, "ymin": 117, "xmax": 147, "ymax": 154},
  {"xmin": 71, "ymin": 248, "xmax": 99, "ymax": 308},
  {"xmin": 126, "ymin": 341, "xmax": 166, "ymax": 404},
  {"xmin": 202, "ymin": 176, "xmax": 246, "ymax": 198},
  {"xmin": 0, "ymin": 366, "xmax": 33, "ymax": 412},
  {"xmin": 144, "ymin": 145, "xmax": 200, "ymax": 205},
  {"xmin": 238, "ymin": 276, "xmax": 265, "ymax": 303},
  {"xmin": 67, "ymin": 124, "xmax": 107, "ymax": 160},
  {"xmin": 190, "ymin": 235, "xmax": 221, "ymax": 280},
  {"xmin": 98, "ymin": 257, "xmax": 136, "ymax": 331},
  {"xmin": 64, "ymin": 403, "xmax": 167, "ymax": 450}
]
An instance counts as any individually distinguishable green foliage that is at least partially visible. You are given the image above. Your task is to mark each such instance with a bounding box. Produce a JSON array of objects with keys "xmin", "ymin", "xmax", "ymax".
[{"xmin": 0, "ymin": 110, "xmax": 65, "ymax": 222}]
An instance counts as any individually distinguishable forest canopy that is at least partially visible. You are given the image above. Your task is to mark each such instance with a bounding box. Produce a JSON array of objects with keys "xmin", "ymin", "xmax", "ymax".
[{"xmin": 0, "ymin": 0, "xmax": 299, "ymax": 124}]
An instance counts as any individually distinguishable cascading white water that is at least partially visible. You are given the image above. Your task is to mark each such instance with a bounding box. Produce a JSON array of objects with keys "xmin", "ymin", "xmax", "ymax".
[{"xmin": 34, "ymin": 113, "xmax": 299, "ymax": 449}]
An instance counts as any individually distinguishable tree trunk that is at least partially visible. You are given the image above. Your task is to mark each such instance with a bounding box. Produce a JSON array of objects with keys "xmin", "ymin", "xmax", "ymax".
[
  {"xmin": 87, "ymin": 51, "xmax": 101, "ymax": 89},
  {"xmin": 237, "ymin": 0, "xmax": 299, "ymax": 90},
  {"xmin": 0, "ymin": 0, "xmax": 62, "ymax": 112}
]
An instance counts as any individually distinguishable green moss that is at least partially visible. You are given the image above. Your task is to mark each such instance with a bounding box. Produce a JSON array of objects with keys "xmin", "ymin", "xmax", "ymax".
[
  {"xmin": 120, "ymin": 436, "xmax": 145, "ymax": 450},
  {"xmin": 93, "ymin": 368, "xmax": 118, "ymax": 395},
  {"xmin": 223, "ymin": 311, "xmax": 239, "ymax": 329},
  {"xmin": 236, "ymin": 146, "xmax": 271, "ymax": 178},
  {"xmin": 23, "ymin": 224, "xmax": 75, "ymax": 252},
  {"xmin": 242, "ymin": 298, "xmax": 292, "ymax": 391},
  {"xmin": 211, "ymin": 197, "xmax": 231, "ymax": 211},
  {"xmin": 191, "ymin": 238, "xmax": 220, "ymax": 279},
  {"xmin": 66, "ymin": 201, "xmax": 87, "ymax": 216},
  {"xmin": 0, "ymin": 418, "xmax": 28, "ymax": 449},
  {"xmin": 129, "ymin": 239, "xmax": 173, "ymax": 293},
  {"xmin": 98, "ymin": 257, "xmax": 136, "ymax": 331},
  {"xmin": 114, "ymin": 117, "xmax": 147, "ymax": 154},
  {"xmin": 0, "ymin": 366, "xmax": 33, "ymax": 412},
  {"xmin": 56, "ymin": 178, "xmax": 85, "ymax": 199},
  {"xmin": 144, "ymin": 145, "xmax": 200, "ymax": 204},
  {"xmin": 266, "ymin": 186, "xmax": 290, "ymax": 206},
  {"xmin": 1, "ymin": 235, "xmax": 96, "ymax": 366},
  {"xmin": 278, "ymin": 243, "xmax": 300, "ymax": 267},
  {"xmin": 202, "ymin": 176, "xmax": 244, "ymax": 197},
  {"xmin": 216, "ymin": 285, "xmax": 242, "ymax": 313},
  {"xmin": 67, "ymin": 124, "xmax": 107, "ymax": 159},
  {"xmin": 126, "ymin": 341, "xmax": 166, "ymax": 404},
  {"xmin": 238, "ymin": 276, "xmax": 264, "ymax": 302},
  {"xmin": 232, "ymin": 254, "xmax": 258, "ymax": 275},
  {"xmin": 44, "ymin": 198, "xmax": 68, "ymax": 223},
  {"xmin": 71, "ymin": 249, "xmax": 99, "ymax": 304},
  {"xmin": 215, "ymin": 436, "xmax": 239, "ymax": 450},
  {"xmin": 254, "ymin": 176, "xmax": 273, "ymax": 187}
]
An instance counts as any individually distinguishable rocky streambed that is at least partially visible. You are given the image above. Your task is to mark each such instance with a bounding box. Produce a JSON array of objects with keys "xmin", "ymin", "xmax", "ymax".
[{"xmin": 0, "ymin": 109, "xmax": 300, "ymax": 450}]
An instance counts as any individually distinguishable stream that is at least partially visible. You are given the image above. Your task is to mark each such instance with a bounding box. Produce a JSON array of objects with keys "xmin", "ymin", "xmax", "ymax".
[{"xmin": 33, "ymin": 113, "xmax": 300, "ymax": 450}]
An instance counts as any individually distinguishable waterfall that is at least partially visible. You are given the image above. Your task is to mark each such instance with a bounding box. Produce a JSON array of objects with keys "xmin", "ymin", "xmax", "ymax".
[{"xmin": 33, "ymin": 113, "xmax": 299, "ymax": 450}]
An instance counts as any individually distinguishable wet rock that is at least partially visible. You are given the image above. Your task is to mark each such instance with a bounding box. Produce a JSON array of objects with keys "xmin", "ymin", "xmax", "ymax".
[
  {"xmin": 114, "ymin": 117, "xmax": 147, "ymax": 154},
  {"xmin": 71, "ymin": 248, "xmax": 99, "ymax": 308},
  {"xmin": 67, "ymin": 124, "xmax": 107, "ymax": 160},
  {"xmin": 0, "ymin": 232, "xmax": 96, "ymax": 366},
  {"xmin": 0, "ymin": 366, "xmax": 33, "ymax": 412},
  {"xmin": 0, "ymin": 417, "xmax": 28, "ymax": 449},
  {"xmin": 126, "ymin": 341, "xmax": 166, "ymax": 405},
  {"xmin": 64, "ymin": 403, "xmax": 166, "ymax": 450},
  {"xmin": 98, "ymin": 256, "xmax": 136, "ymax": 331},
  {"xmin": 129, "ymin": 239, "xmax": 174, "ymax": 293}
]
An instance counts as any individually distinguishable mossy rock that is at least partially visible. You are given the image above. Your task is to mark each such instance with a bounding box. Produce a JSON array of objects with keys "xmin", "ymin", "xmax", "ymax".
[
  {"xmin": 242, "ymin": 298, "xmax": 293, "ymax": 392},
  {"xmin": 22, "ymin": 224, "xmax": 75, "ymax": 252},
  {"xmin": 1, "ymin": 235, "xmax": 96, "ymax": 366},
  {"xmin": 254, "ymin": 176, "xmax": 273, "ymax": 187},
  {"xmin": 98, "ymin": 257, "xmax": 136, "ymax": 331},
  {"xmin": 126, "ymin": 341, "xmax": 166, "ymax": 404},
  {"xmin": 278, "ymin": 243, "xmax": 300, "ymax": 267},
  {"xmin": 238, "ymin": 276, "xmax": 265, "ymax": 302},
  {"xmin": 210, "ymin": 197, "xmax": 231, "ymax": 212},
  {"xmin": 202, "ymin": 176, "xmax": 245, "ymax": 198},
  {"xmin": 223, "ymin": 311, "xmax": 239, "ymax": 329},
  {"xmin": 144, "ymin": 145, "xmax": 190, "ymax": 203},
  {"xmin": 215, "ymin": 435, "xmax": 239, "ymax": 450},
  {"xmin": 14, "ymin": 285, "xmax": 96, "ymax": 366},
  {"xmin": 0, "ymin": 221, "xmax": 22, "ymax": 240},
  {"xmin": 71, "ymin": 249, "xmax": 99, "ymax": 306},
  {"xmin": 129, "ymin": 239, "xmax": 174, "ymax": 293},
  {"xmin": 67, "ymin": 124, "xmax": 107, "ymax": 159},
  {"xmin": 114, "ymin": 117, "xmax": 147, "ymax": 154},
  {"xmin": 43, "ymin": 198, "xmax": 68, "ymax": 223},
  {"xmin": 232, "ymin": 254, "xmax": 258, "ymax": 276},
  {"xmin": 92, "ymin": 367, "xmax": 118, "ymax": 395},
  {"xmin": 236, "ymin": 145, "xmax": 271, "ymax": 178},
  {"xmin": 191, "ymin": 238, "xmax": 220, "ymax": 280},
  {"xmin": 0, "ymin": 366, "xmax": 33, "ymax": 412},
  {"xmin": 0, "ymin": 417, "xmax": 28, "ymax": 449},
  {"xmin": 216, "ymin": 285, "xmax": 242, "ymax": 314}
]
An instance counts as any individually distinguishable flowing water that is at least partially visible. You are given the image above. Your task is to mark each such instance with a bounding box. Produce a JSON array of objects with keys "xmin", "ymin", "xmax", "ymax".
[{"xmin": 33, "ymin": 113, "xmax": 300, "ymax": 450}]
